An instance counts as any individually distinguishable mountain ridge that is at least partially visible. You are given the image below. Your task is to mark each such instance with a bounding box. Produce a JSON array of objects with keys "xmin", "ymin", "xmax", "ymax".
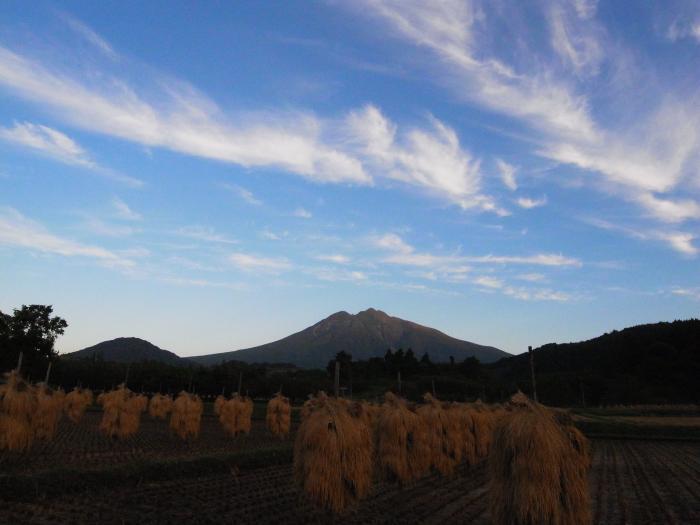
[{"xmin": 189, "ymin": 308, "xmax": 508, "ymax": 368}]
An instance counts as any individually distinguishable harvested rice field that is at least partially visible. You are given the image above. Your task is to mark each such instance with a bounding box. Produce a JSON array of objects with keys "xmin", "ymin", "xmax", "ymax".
[{"xmin": 1, "ymin": 439, "xmax": 698, "ymax": 524}]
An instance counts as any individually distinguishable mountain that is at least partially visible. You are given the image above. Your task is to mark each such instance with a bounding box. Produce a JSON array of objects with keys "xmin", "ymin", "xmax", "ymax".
[
  {"xmin": 490, "ymin": 319, "xmax": 700, "ymax": 405},
  {"xmin": 190, "ymin": 308, "xmax": 508, "ymax": 368},
  {"xmin": 65, "ymin": 337, "xmax": 186, "ymax": 366}
]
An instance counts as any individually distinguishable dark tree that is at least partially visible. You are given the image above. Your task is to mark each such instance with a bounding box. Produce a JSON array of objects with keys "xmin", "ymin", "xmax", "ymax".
[{"xmin": 0, "ymin": 305, "xmax": 68, "ymax": 377}]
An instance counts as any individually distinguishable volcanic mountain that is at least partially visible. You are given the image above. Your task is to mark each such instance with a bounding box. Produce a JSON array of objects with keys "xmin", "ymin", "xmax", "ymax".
[
  {"xmin": 190, "ymin": 308, "xmax": 508, "ymax": 368},
  {"xmin": 66, "ymin": 337, "xmax": 186, "ymax": 366}
]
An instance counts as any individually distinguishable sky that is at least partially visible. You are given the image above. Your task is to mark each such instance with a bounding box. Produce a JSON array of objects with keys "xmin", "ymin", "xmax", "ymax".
[{"xmin": 1, "ymin": 0, "xmax": 699, "ymax": 358}]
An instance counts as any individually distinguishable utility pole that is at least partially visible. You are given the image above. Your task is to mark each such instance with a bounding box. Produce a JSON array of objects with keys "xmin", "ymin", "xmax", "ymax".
[
  {"xmin": 528, "ymin": 345, "xmax": 538, "ymax": 403},
  {"xmin": 334, "ymin": 361, "xmax": 340, "ymax": 397}
]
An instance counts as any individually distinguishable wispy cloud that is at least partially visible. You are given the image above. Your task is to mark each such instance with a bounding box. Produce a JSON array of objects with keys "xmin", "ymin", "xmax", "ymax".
[
  {"xmin": 315, "ymin": 254, "xmax": 350, "ymax": 264},
  {"xmin": 59, "ymin": 12, "xmax": 118, "ymax": 59},
  {"xmin": 0, "ymin": 121, "xmax": 93, "ymax": 166},
  {"xmin": 671, "ymin": 287, "xmax": 700, "ymax": 300},
  {"xmin": 354, "ymin": 1, "xmax": 700, "ymax": 225},
  {"xmin": 345, "ymin": 104, "xmax": 503, "ymax": 213},
  {"xmin": 496, "ymin": 159, "xmax": 517, "ymax": 191},
  {"xmin": 228, "ymin": 252, "xmax": 291, "ymax": 273},
  {"xmin": 293, "ymin": 207, "xmax": 312, "ymax": 219},
  {"xmin": 516, "ymin": 196, "xmax": 547, "ymax": 209},
  {"xmin": 0, "ymin": 121, "xmax": 142, "ymax": 187},
  {"xmin": 373, "ymin": 233, "xmax": 581, "ymax": 268},
  {"xmin": 112, "ymin": 197, "xmax": 142, "ymax": 221},
  {"xmin": 175, "ymin": 225, "xmax": 237, "ymax": 244},
  {"xmin": 0, "ymin": 207, "xmax": 134, "ymax": 268},
  {"xmin": 584, "ymin": 217, "xmax": 697, "ymax": 256},
  {"xmin": 0, "ymin": 45, "xmax": 369, "ymax": 186},
  {"xmin": 220, "ymin": 183, "xmax": 262, "ymax": 206}
]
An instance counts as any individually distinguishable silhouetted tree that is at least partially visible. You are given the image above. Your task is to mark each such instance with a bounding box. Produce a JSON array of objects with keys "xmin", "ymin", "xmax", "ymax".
[{"xmin": 0, "ymin": 305, "xmax": 67, "ymax": 377}]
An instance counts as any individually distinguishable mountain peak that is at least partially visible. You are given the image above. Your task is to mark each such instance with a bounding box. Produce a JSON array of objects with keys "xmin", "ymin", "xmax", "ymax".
[{"xmin": 192, "ymin": 309, "xmax": 508, "ymax": 368}]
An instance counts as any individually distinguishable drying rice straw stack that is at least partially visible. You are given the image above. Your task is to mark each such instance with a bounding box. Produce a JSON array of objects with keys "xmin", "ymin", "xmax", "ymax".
[
  {"xmin": 0, "ymin": 370, "xmax": 37, "ymax": 451},
  {"xmin": 170, "ymin": 391, "xmax": 203, "ymax": 440},
  {"xmin": 451, "ymin": 403, "xmax": 477, "ymax": 467},
  {"xmin": 416, "ymin": 393, "xmax": 457, "ymax": 476},
  {"xmin": 488, "ymin": 392, "xmax": 591, "ymax": 525},
  {"xmin": 148, "ymin": 393, "xmax": 173, "ymax": 419},
  {"xmin": 376, "ymin": 392, "xmax": 430, "ymax": 484},
  {"xmin": 266, "ymin": 393, "xmax": 291, "ymax": 438},
  {"xmin": 294, "ymin": 392, "xmax": 373, "ymax": 513},
  {"xmin": 214, "ymin": 394, "xmax": 226, "ymax": 416},
  {"xmin": 470, "ymin": 401, "xmax": 495, "ymax": 459},
  {"xmin": 98, "ymin": 384, "xmax": 144, "ymax": 439},
  {"xmin": 220, "ymin": 394, "xmax": 254, "ymax": 436},
  {"xmin": 33, "ymin": 383, "xmax": 65, "ymax": 441},
  {"xmin": 64, "ymin": 387, "xmax": 93, "ymax": 423}
]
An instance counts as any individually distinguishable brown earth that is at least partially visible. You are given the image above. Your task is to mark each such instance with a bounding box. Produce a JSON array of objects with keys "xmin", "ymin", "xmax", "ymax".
[{"xmin": 1, "ymin": 436, "xmax": 699, "ymax": 524}]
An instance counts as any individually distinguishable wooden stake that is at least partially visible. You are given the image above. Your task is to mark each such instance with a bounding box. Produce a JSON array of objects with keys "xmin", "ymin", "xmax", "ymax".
[
  {"xmin": 15, "ymin": 351, "xmax": 23, "ymax": 373},
  {"xmin": 334, "ymin": 361, "xmax": 340, "ymax": 398},
  {"xmin": 528, "ymin": 345, "xmax": 538, "ymax": 403},
  {"xmin": 397, "ymin": 371, "xmax": 402, "ymax": 394},
  {"xmin": 431, "ymin": 379, "xmax": 436, "ymax": 397},
  {"xmin": 124, "ymin": 364, "xmax": 131, "ymax": 386},
  {"xmin": 44, "ymin": 362, "xmax": 52, "ymax": 384},
  {"xmin": 237, "ymin": 371, "xmax": 242, "ymax": 396}
]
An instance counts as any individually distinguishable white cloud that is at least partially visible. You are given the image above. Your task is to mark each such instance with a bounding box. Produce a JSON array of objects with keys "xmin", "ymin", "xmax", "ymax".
[
  {"xmin": 496, "ymin": 158, "xmax": 517, "ymax": 191},
  {"xmin": 175, "ymin": 225, "xmax": 237, "ymax": 244},
  {"xmin": 0, "ymin": 120, "xmax": 142, "ymax": 187},
  {"xmin": 667, "ymin": 19, "xmax": 700, "ymax": 43},
  {"xmin": 313, "ymin": 267, "xmax": 368, "ymax": 282},
  {"xmin": 0, "ymin": 121, "xmax": 93, "ymax": 167},
  {"xmin": 584, "ymin": 217, "xmax": 697, "ymax": 256},
  {"xmin": 474, "ymin": 276, "xmax": 503, "ymax": 289},
  {"xmin": 0, "ymin": 207, "xmax": 133, "ymax": 268},
  {"xmin": 228, "ymin": 252, "xmax": 291, "ymax": 273},
  {"xmin": 83, "ymin": 217, "xmax": 137, "ymax": 237},
  {"xmin": 355, "ymin": 1, "xmax": 700, "ymax": 225},
  {"xmin": 220, "ymin": 183, "xmax": 262, "ymax": 206},
  {"xmin": 112, "ymin": 197, "xmax": 142, "ymax": 221},
  {"xmin": 345, "ymin": 105, "xmax": 501, "ymax": 212},
  {"xmin": 0, "ymin": 46, "xmax": 370, "ymax": 186},
  {"xmin": 516, "ymin": 273, "xmax": 546, "ymax": 282},
  {"xmin": 671, "ymin": 287, "xmax": 700, "ymax": 300},
  {"xmin": 293, "ymin": 207, "xmax": 312, "ymax": 219},
  {"xmin": 516, "ymin": 196, "xmax": 547, "ymax": 209},
  {"xmin": 59, "ymin": 12, "xmax": 119, "ymax": 59},
  {"xmin": 316, "ymin": 254, "xmax": 350, "ymax": 264},
  {"xmin": 374, "ymin": 232, "xmax": 581, "ymax": 267},
  {"xmin": 372, "ymin": 233, "xmax": 415, "ymax": 254}
]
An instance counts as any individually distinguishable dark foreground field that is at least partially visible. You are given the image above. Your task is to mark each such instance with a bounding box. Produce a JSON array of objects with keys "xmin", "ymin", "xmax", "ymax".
[{"xmin": 1, "ymin": 412, "xmax": 699, "ymax": 524}]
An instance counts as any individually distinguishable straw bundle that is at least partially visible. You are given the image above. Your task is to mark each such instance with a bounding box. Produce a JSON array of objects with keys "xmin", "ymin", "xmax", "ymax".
[
  {"xmin": 98, "ymin": 384, "xmax": 144, "ymax": 439},
  {"xmin": 488, "ymin": 393, "xmax": 591, "ymax": 525},
  {"xmin": 446, "ymin": 403, "xmax": 478, "ymax": 467},
  {"xmin": 416, "ymin": 393, "xmax": 457, "ymax": 476},
  {"xmin": 0, "ymin": 371, "xmax": 37, "ymax": 451},
  {"xmin": 170, "ymin": 391, "xmax": 203, "ymax": 440},
  {"xmin": 376, "ymin": 392, "xmax": 431, "ymax": 483},
  {"xmin": 219, "ymin": 394, "xmax": 254, "ymax": 437},
  {"xmin": 33, "ymin": 383, "xmax": 65, "ymax": 441},
  {"xmin": 64, "ymin": 387, "xmax": 93, "ymax": 423},
  {"xmin": 470, "ymin": 402, "xmax": 495, "ymax": 459},
  {"xmin": 148, "ymin": 393, "xmax": 173, "ymax": 419},
  {"xmin": 214, "ymin": 394, "xmax": 226, "ymax": 416},
  {"xmin": 266, "ymin": 393, "xmax": 291, "ymax": 438},
  {"xmin": 293, "ymin": 392, "xmax": 373, "ymax": 513}
]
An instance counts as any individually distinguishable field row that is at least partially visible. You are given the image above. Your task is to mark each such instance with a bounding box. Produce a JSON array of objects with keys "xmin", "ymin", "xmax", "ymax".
[
  {"xmin": 0, "ymin": 412, "xmax": 288, "ymax": 476},
  {"xmin": 1, "ymin": 440, "xmax": 698, "ymax": 524}
]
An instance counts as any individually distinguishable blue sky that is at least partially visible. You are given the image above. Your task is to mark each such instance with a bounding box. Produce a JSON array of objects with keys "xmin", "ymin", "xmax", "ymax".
[{"xmin": 1, "ymin": 1, "xmax": 699, "ymax": 357}]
